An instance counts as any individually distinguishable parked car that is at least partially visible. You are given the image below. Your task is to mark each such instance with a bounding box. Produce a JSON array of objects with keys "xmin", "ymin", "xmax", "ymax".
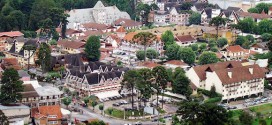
[
  {"xmin": 227, "ymin": 106, "xmax": 237, "ymax": 110},
  {"xmin": 113, "ymin": 103, "xmax": 120, "ymax": 106}
]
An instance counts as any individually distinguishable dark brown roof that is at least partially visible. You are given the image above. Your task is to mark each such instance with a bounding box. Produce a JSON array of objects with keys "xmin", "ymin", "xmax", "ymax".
[
  {"xmin": 165, "ymin": 60, "xmax": 188, "ymax": 66},
  {"xmin": 216, "ymin": 64, "xmax": 266, "ymax": 85},
  {"xmin": 83, "ymin": 30, "xmax": 104, "ymax": 36},
  {"xmin": 21, "ymin": 84, "xmax": 39, "ymax": 98},
  {"xmin": 66, "ymin": 29, "xmax": 82, "ymax": 35},
  {"xmin": 193, "ymin": 61, "xmax": 243, "ymax": 81},
  {"xmin": 57, "ymin": 40, "xmax": 85, "ymax": 49},
  {"xmin": 175, "ymin": 35, "xmax": 196, "ymax": 43}
]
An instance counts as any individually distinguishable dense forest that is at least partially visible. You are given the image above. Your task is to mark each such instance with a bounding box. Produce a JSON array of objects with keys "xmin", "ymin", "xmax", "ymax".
[{"xmin": 0, "ymin": 0, "xmax": 135, "ymax": 33}]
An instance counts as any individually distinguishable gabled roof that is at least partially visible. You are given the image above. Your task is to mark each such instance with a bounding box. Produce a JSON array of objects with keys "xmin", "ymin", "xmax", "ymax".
[
  {"xmin": 114, "ymin": 18, "xmax": 141, "ymax": 28},
  {"xmin": 57, "ymin": 40, "xmax": 85, "ymax": 49},
  {"xmin": 193, "ymin": 61, "xmax": 243, "ymax": 81},
  {"xmin": 140, "ymin": 61, "xmax": 161, "ymax": 69},
  {"xmin": 175, "ymin": 35, "xmax": 196, "ymax": 43},
  {"xmin": 116, "ymin": 26, "xmax": 126, "ymax": 33},
  {"xmin": 215, "ymin": 64, "xmax": 266, "ymax": 85},
  {"xmin": 227, "ymin": 6, "xmax": 243, "ymax": 12},
  {"xmin": 123, "ymin": 32, "xmax": 137, "ymax": 41},
  {"xmin": 66, "ymin": 29, "xmax": 82, "ymax": 35},
  {"xmin": 33, "ymin": 105, "xmax": 62, "ymax": 120},
  {"xmin": 237, "ymin": 11, "xmax": 272, "ymax": 19},
  {"xmin": 21, "ymin": 84, "xmax": 39, "ymax": 98},
  {"xmin": 225, "ymin": 45, "xmax": 244, "ymax": 53},
  {"xmin": 82, "ymin": 23, "xmax": 108, "ymax": 30},
  {"xmin": 0, "ymin": 31, "xmax": 23, "ymax": 37},
  {"xmin": 165, "ymin": 60, "xmax": 188, "ymax": 66}
]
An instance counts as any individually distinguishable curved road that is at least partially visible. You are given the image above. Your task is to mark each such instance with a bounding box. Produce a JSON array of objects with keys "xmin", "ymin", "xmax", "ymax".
[{"xmin": 72, "ymin": 106, "xmax": 161, "ymax": 125}]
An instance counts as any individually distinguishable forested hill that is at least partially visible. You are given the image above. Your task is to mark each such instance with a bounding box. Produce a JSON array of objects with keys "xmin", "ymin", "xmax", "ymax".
[{"xmin": 0, "ymin": 0, "xmax": 134, "ymax": 32}]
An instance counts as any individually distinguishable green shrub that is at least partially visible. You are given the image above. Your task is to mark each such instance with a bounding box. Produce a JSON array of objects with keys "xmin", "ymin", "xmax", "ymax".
[{"xmin": 204, "ymin": 97, "xmax": 222, "ymax": 103}]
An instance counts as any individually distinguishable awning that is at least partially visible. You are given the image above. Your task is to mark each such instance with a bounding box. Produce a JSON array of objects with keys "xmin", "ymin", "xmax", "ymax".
[{"xmin": 95, "ymin": 90, "xmax": 120, "ymax": 101}]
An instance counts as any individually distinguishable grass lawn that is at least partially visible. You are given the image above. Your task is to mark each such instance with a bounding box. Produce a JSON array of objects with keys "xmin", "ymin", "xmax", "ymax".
[
  {"xmin": 230, "ymin": 110, "xmax": 243, "ymax": 120},
  {"xmin": 250, "ymin": 103, "xmax": 272, "ymax": 115},
  {"xmin": 104, "ymin": 108, "xmax": 147, "ymax": 119}
]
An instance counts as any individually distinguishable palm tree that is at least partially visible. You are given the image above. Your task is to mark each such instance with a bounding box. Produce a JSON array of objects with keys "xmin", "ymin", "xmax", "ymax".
[
  {"xmin": 23, "ymin": 45, "xmax": 37, "ymax": 70},
  {"xmin": 132, "ymin": 32, "xmax": 157, "ymax": 61},
  {"xmin": 121, "ymin": 70, "xmax": 140, "ymax": 109},
  {"xmin": 209, "ymin": 16, "xmax": 227, "ymax": 40}
]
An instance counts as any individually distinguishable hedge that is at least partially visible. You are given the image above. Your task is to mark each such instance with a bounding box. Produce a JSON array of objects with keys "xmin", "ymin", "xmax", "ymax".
[{"xmin": 204, "ymin": 97, "xmax": 222, "ymax": 103}]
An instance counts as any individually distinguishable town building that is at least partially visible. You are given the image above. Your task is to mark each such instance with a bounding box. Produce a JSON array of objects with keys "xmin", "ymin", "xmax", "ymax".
[
  {"xmin": 114, "ymin": 18, "xmax": 142, "ymax": 30},
  {"xmin": 175, "ymin": 35, "xmax": 197, "ymax": 46},
  {"xmin": 236, "ymin": 11, "xmax": 272, "ymax": 23},
  {"xmin": 0, "ymin": 104, "xmax": 30, "ymax": 125},
  {"xmin": 164, "ymin": 60, "xmax": 189, "ymax": 69},
  {"xmin": 0, "ymin": 31, "xmax": 23, "ymax": 51},
  {"xmin": 4, "ymin": 38, "xmax": 39, "ymax": 67},
  {"xmin": 57, "ymin": 40, "xmax": 85, "ymax": 54},
  {"xmin": 250, "ymin": 42, "xmax": 269, "ymax": 54},
  {"xmin": 186, "ymin": 61, "xmax": 266, "ymax": 101},
  {"xmin": 32, "ymin": 105, "xmax": 63, "ymax": 125},
  {"xmin": 220, "ymin": 45, "xmax": 257, "ymax": 60},
  {"xmin": 67, "ymin": 1, "xmax": 130, "ymax": 29}
]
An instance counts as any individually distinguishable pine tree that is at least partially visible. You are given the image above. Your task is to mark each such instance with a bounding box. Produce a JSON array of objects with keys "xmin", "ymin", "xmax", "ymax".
[
  {"xmin": 0, "ymin": 68, "xmax": 23, "ymax": 105},
  {"xmin": 38, "ymin": 43, "xmax": 51, "ymax": 73},
  {"xmin": 85, "ymin": 36, "xmax": 101, "ymax": 61}
]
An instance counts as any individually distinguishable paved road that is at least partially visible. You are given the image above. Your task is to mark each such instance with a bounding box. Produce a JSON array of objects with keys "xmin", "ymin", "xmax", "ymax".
[{"xmin": 71, "ymin": 105, "xmax": 165, "ymax": 125}]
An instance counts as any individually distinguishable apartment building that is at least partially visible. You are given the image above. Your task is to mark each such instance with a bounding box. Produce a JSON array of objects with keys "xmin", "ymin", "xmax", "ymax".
[
  {"xmin": 57, "ymin": 40, "xmax": 85, "ymax": 54},
  {"xmin": 220, "ymin": 45, "xmax": 257, "ymax": 60},
  {"xmin": 186, "ymin": 61, "xmax": 266, "ymax": 101},
  {"xmin": 0, "ymin": 104, "xmax": 30, "ymax": 125},
  {"xmin": 175, "ymin": 35, "xmax": 197, "ymax": 47},
  {"xmin": 32, "ymin": 105, "xmax": 62, "ymax": 125}
]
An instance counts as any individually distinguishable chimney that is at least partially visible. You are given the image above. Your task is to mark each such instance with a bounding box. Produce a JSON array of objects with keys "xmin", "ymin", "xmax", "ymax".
[
  {"xmin": 249, "ymin": 68, "xmax": 253, "ymax": 74},
  {"xmin": 228, "ymin": 71, "xmax": 232, "ymax": 78}
]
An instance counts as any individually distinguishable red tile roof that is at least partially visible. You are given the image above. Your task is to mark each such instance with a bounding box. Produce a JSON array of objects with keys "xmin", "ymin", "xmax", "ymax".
[
  {"xmin": 0, "ymin": 31, "xmax": 23, "ymax": 37},
  {"xmin": 58, "ymin": 40, "xmax": 85, "ymax": 49},
  {"xmin": 1, "ymin": 58, "xmax": 21, "ymax": 70},
  {"xmin": 116, "ymin": 26, "xmax": 126, "ymax": 33},
  {"xmin": 34, "ymin": 105, "xmax": 62, "ymax": 120},
  {"xmin": 83, "ymin": 30, "xmax": 104, "ymax": 36},
  {"xmin": 193, "ymin": 61, "xmax": 243, "ymax": 81},
  {"xmin": 175, "ymin": 35, "xmax": 196, "ymax": 43},
  {"xmin": 140, "ymin": 61, "xmax": 161, "ymax": 68},
  {"xmin": 82, "ymin": 23, "xmax": 108, "ymax": 30},
  {"xmin": 165, "ymin": 60, "xmax": 188, "ymax": 66},
  {"xmin": 237, "ymin": 11, "xmax": 271, "ymax": 19},
  {"xmin": 215, "ymin": 64, "xmax": 266, "ymax": 85},
  {"xmin": 226, "ymin": 45, "xmax": 244, "ymax": 52},
  {"xmin": 66, "ymin": 29, "xmax": 82, "ymax": 35},
  {"xmin": 123, "ymin": 32, "xmax": 137, "ymax": 41},
  {"xmin": 114, "ymin": 18, "xmax": 142, "ymax": 28}
]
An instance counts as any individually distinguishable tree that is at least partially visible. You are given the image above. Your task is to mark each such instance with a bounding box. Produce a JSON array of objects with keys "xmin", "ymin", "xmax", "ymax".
[
  {"xmin": 258, "ymin": 19, "xmax": 272, "ymax": 34},
  {"xmin": 199, "ymin": 43, "xmax": 207, "ymax": 52},
  {"xmin": 38, "ymin": 43, "xmax": 51, "ymax": 73},
  {"xmin": 99, "ymin": 105, "xmax": 104, "ymax": 115},
  {"xmin": 217, "ymin": 38, "xmax": 228, "ymax": 48},
  {"xmin": 150, "ymin": 3, "xmax": 159, "ymax": 10},
  {"xmin": 210, "ymin": 47, "xmax": 218, "ymax": 52},
  {"xmin": 146, "ymin": 49, "xmax": 158, "ymax": 60},
  {"xmin": 161, "ymin": 30, "xmax": 175, "ymax": 49},
  {"xmin": 23, "ymin": 45, "xmax": 37, "ymax": 70},
  {"xmin": 85, "ymin": 36, "xmax": 101, "ymax": 61},
  {"xmin": 172, "ymin": 73, "xmax": 192, "ymax": 97},
  {"xmin": 0, "ymin": 110, "xmax": 8, "ymax": 125},
  {"xmin": 83, "ymin": 97, "xmax": 89, "ymax": 105},
  {"xmin": 209, "ymin": 17, "xmax": 226, "ymax": 40},
  {"xmin": 136, "ymin": 50, "xmax": 145, "ymax": 61},
  {"xmin": 1, "ymin": 3, "xmax": 14, "ymax": 16},
  {"xmin": 121, "ymin": 70, "xmax": 140, "ymax": 108},
  {"xmin": 189, "ymin": 12, "xmax": 201, "ymax": 25},
  {"xmin": 246, "ymin": 35, "xmax": 255, "ymax": 42},
  {"xmin": 239, "ymin": 111, "xmax": 253, "ymax": 125},
  {"xmin": 255, "ymin": 3, "xmax": 270, "ymax": 14},
  {"xmin": 208, "ymin": 39, "xmax": 217, "ymax": 48},
  {"xmin": 0, "ymin": 68, "xmax": 23, "ymax": 105},
  {"xmin": 49, "ymin": 39, "xmax": 57, "ymax": 45},
  {"xmin": 235, "ymin": 35, "xmax": 248, "ymax": 46},
  {"xmin": 88, "ymin": 120, "xmax": 106, "ymax": 125},
  {"xmin": 259, "ymin": 119, "xmax": 267, "ymax": 125},
  {"xmin": 261, "ymin": 33, "xmax": 272, "ymax": 42},
  {"xmin": 152, "ymin": 66, "xmax": 169, "ymax": 108},
  {"xmin": 91, "ymin": 101, "xmax": 97, "ymax": 111},
  {"xmin": 247, "ymin": 8, "xmax": 259, "ymax": 13},
  {"xmin": 178, "ymin": 47, "xmax": 196, "ymax": 65},
  {"xmin": 198, "ymin": 52, "xmax": 219, "ymax": 65},
  {"xmin": 268, "ymin": 40, "xmax": 272, "ymax": 51},
  {"xmin": 135, "ymin": 3, "xmax": 151, "ymax": 25},
  {"xmin": 137, "ymin": 68, "xmax": 153, "ymax": 107},
  {"xmin": 180, "ymin": 2, "xmax": 193, "ymax": 10},
  {"xmin": 133, "ymin": 32, "xmax": 157, "ymax": 61},
  {"xmin": 176, "ymin": 101, "xmax": 202, "ymax": 124},
  {"xmin": 62, "ymin": 97, "xmax": 71, "ymax": 108},
  {"xmin": 165, "ymin": 44, "xmax": 180, "ymax": 60},
  {"xmin": 190, "ymin": 44, "xmax": 198, "ymax": 51},
  {"xmin": 236, "ymin": 17, "xmax": 255, "ymax": 33}
]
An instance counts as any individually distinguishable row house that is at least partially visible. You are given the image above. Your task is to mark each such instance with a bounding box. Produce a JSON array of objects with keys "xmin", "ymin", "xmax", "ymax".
[
  {"xmin": 186, "ymin": 61, "xmax": 266, "ymax": 101},
  {"xmin": 4, "ymin": 37, "xmax": 39, "ymax": 67},
  {"xmin": 200, "ymin": 7, "xmax": 221, "ymax": 25},
  {"xmin": 0, "ymin": 31, "xmax": 23, "ymax": 51},
  {"xmin": 114, "ymin": 18, "xmax": 142, "ymax": 30},
  {"xmin": 57, "ymin": 40, "xmax": 85, "ymax": 54},
  {"xmin": 236, "ymin": 11, "xmax": 272, "ymax": 23},
  {"xmin": 21, "ymin": 81, "xmax": 63, "ymax": 107},
  {"xmin": 65, "ymin": 61, "xmax": 128, "ymax": 96}
]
